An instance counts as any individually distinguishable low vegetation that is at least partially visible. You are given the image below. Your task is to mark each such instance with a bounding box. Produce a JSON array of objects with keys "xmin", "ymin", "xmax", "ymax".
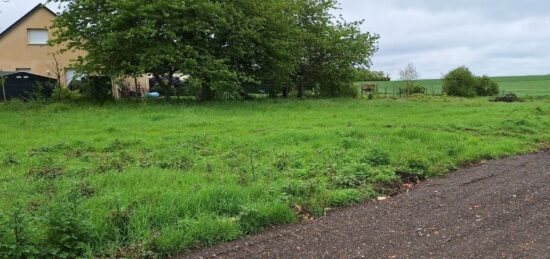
[{"xmin": 0, "ymin": 97, "xmax": 549, "ymax": 256}]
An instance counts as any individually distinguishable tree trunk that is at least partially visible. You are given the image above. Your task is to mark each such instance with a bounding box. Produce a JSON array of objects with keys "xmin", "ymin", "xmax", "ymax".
[
  {"xmin": 111, "ymin": 78, "xmax": 120, "ymax": 99},
  {"xmin": 199, "ymin": 84, "xmax": 215, "ymax": 101},
  {"xmin": 297, "ymin": 84, "xmax": 305, "ymax": 99},
  {"xmin": 134, "ymin": 77, "xmax": 140, "ymax": 97},
  {"xmin": 282, "ymin": 86, "xmax": 289, "ymax": 98},
  {"xmin": 167, "ymin": 71, "xmax": 174, "ymax": 101}
]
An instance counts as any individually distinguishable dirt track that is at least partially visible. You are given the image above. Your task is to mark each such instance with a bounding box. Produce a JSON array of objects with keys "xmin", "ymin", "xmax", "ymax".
[{"xmin": 184, "ymin": 150, "xmax": 550, "ymax": 258}]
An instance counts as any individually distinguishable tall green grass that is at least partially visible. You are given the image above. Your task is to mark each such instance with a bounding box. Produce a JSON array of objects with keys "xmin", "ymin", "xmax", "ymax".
[
  {"xmin": 0, "ymin": 97, "xmax": 549, "ymax": 256},
  {"xmin": 363, "ymin": 74, "xmax": 550, "ymax": 96}
]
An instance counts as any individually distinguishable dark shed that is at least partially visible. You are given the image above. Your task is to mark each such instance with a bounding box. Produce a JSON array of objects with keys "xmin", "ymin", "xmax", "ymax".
[{"xmin": 0, "ymin": 71, "xmax": 56, "ymax": 101}]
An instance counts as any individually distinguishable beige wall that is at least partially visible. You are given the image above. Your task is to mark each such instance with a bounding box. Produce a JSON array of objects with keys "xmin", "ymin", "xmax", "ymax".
[
  {"xmin": 0, "ymin": 7, "xmax": 150, "ymax": 95},
  {"xmin": 0, "ymin": 7, "xmax": 84, "ymax": 86}
]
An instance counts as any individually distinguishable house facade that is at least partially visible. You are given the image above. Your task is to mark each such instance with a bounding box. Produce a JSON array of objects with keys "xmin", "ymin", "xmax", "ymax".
[{"xmin": 0, "ymin": 4, "xmax": 150, "ymax": 97}]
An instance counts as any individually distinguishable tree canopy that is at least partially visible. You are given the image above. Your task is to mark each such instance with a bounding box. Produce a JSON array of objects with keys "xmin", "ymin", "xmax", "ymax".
[
  {"xmin": 442, "ymin": 66, "xmax": 500, "ymax": 97},
  {"xmin": 49, "ymin": 0, "xmax": 379, "ymax": 100}
]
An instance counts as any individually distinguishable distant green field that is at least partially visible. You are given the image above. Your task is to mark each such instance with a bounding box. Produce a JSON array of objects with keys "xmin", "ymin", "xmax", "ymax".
[{"xmin": 362, "ymin": 75, "xmax": 550, "ymax": 97}]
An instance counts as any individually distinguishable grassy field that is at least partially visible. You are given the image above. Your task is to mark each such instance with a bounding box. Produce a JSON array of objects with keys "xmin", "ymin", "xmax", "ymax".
[
  {"xmin": 363, "ymin": 74, "xmax": 550, "ymax": 97},
  {"xmin": 1, "ymin": 97, "xmax": 549, "ymax": 256}
]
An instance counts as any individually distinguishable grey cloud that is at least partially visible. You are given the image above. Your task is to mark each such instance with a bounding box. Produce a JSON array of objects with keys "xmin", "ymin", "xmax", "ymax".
[{"xmin": 337, "ymin": 0, "xmax": 550, "ymax": 78}]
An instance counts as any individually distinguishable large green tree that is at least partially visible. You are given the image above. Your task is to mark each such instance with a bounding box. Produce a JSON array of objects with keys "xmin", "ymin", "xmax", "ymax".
[
  {"xmin": 294, "ymin": 0, "xmax": 379, "ymax": 98},
  {"xmin": 49, "ymin": 0, "xmax": 378, "ymax": 100}
]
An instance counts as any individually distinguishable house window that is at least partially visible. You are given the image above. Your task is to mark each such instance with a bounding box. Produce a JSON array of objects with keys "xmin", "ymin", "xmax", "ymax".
[
  {"xmin": 16, "ymin": 68, "xmax": 31, "ymax": 72},
  {"xmin": 28, "ymin": 29, "xmax": 48, "ymax": 45}
]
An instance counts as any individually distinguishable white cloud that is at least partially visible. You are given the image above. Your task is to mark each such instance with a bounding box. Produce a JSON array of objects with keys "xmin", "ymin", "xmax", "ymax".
[{"xmin": 0, "ymin": 1, "xmax": 61, "ymax": 32}]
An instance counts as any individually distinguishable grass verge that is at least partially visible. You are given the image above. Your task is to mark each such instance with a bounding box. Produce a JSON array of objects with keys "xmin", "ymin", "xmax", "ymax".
[{"xmin": 0, "ymin": 97, "xmax": 549, "ymax": 256}]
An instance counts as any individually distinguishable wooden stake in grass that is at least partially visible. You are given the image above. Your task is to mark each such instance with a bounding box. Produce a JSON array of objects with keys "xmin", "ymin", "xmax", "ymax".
[{"xmin": 249, "ymin": 152, "xmax": 257, "ymax": 181}]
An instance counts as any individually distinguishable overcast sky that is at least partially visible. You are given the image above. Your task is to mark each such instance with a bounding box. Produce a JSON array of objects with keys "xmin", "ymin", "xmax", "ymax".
[{"xmin": 2, "ymin": 0, "xmax": 549, "ymax": 79}]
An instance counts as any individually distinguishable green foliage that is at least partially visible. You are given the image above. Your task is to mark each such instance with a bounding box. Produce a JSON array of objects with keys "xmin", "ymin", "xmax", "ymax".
[
  {"xmin": 442, "ymin": 66, "xmax": 478, "ymax": 97},
  {"xmin": 70, "ymin": 77, "xmax": 113, "ymax": 102},
  {"xmin": 362, "ymin": 149, "xmax": 391, "ymax": 166},
  {"xmin": 50, "ymin": 0, "xmax": 378, "ymax": 99},
  {"xmin": 355, "ymin": 68, "xmax": 390, "ymax": 81},
  {"xmin": 43, "ymin": 203, "xmax": 92, "ymax": 258},
  {"xmin": 328, "ymin": 189, "xmax": 361, "ymax": 206},
  {"xmin": 476, "ymin": 75, "xmax": 500, "ymax": 96},
  {"xmin": 399, "ymin": 84, "xmax": 427, "ymax": 96},
  {"xmin": 294, "ymin": 1, "xmax": 379, "ymax": 98},
  {"xmin": 0, "ymin": 208, "xmax": 40, "ymax": 258},
  {"xmin": 51, "ymin": 87, "xmax": 82, "ymax": 102},
  {"xmin": 443, "ymin": 68, "xmax": 500, "ymax": 97}
]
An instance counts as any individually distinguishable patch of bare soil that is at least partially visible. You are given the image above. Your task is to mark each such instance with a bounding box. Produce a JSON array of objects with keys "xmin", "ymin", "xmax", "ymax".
[{"xmin": 183, "ymin": 150, "xmax": 550, "ymax": 258}]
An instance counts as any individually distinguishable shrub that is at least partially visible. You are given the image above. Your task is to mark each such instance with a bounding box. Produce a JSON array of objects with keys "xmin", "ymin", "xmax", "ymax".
[
  {"xmin": 492, "ymin": 93, "xmax": 520, "ymax": 103},
  {"xmin": 476, "ymin": 75, "xmax": 499, "ymax": 96},
  {"xmin": 28, "ymin": 81, "xmax": 55, "ymax": 101},
  {"xmin": 51, "ymin": 87, "xmax": 82, "ymax": 102},
  {"xmin": 70, "ymin": 76, "xmax": 113, "ymax": 102},
  {"xmin": 336, "ymin": 84, "xmax": 360, "ymax": 98},
  {"xmin": 442, "ymin": 66, "xmax": 478, "ymax": 97},
  {"xmin": 399, "ymin": 84, "xmax": 426, "ymax": 96}
]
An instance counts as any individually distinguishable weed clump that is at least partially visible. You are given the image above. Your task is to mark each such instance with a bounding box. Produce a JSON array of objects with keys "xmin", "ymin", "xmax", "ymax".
[
  {"xmin": 27, "ymin": 166, "xmax": 64, "ymax": 179},
  {"xmin": 362, "ymin": 148, "xmax": 391, "ymax": 166},
  {"xmin": 0, "ymin": 202, "xmax": 92, "ymax": 258},
  {"xmin": 2, "ymin": 153, "xmax": 19, "ymax": 166},
  {"xmin": 238, "ymin": 203, "xmax": 295, "ymax": 234},
  {"xmin": 328, "ymin": 189, "xmax": 361, "ymax": 206},
  {"xmin": 395, "ymin": 158, "xmax": 429, "ymax": 183}
]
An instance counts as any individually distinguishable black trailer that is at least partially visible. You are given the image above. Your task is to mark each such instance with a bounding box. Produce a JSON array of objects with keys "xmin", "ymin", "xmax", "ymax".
[{"xmin": 0, "ymin": 71, "xmax": 56, "ymax": 101}]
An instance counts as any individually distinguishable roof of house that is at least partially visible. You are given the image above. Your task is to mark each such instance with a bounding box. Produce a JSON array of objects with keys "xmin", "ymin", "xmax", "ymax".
[
  {"xmin": 0, "ymin": 71, "xmax": 56, "ymax": 80},
  {"xmin": 0, "ymin": 71, "xmax": 17, "ymax": 77},
  {"xmin": 0, "ymin": 4, "xmax": 57, "ymax": 40}
]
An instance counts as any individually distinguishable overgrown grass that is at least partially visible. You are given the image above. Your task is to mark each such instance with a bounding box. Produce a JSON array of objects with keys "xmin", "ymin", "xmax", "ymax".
[
  {"xmin": 0, "ymin": 97, "xmax": 549, "ymax": 256},
  {"xmin": 363, "ymin": 74, "xmax": 550, "ymax": 96}
]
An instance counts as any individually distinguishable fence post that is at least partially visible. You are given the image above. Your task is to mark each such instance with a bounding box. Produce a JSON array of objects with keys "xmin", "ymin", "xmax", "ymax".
[{"xmin": 1, "ymin": 76, "xmax": 6, "ymax": 102}]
